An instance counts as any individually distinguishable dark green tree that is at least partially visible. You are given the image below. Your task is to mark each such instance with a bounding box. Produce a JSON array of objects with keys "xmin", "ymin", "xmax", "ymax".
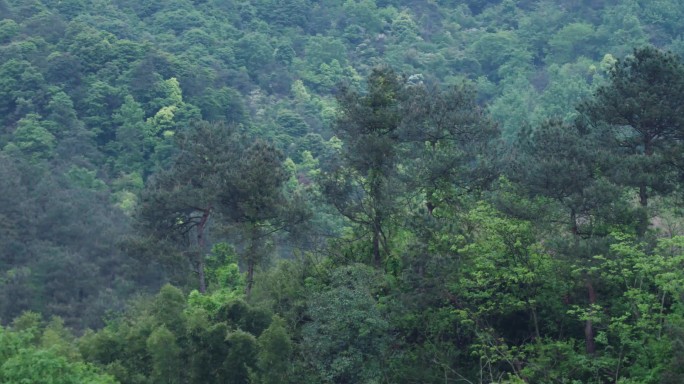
[
  {"xmin": 323, "ymin": 68, "xmax": 499, "ymax": 267},
  {"xmin": 257, "ymin": 316, "xmax": 292, "ymax": 384},
  {"xmin": 197, "ymin": 87, "xmax": 246, "ymax": 124},
  {"xmin": 139, "ymin": 122, "xmax": 239, "ymax": 293},
  {"xmin": 219, "ymin": 139, "xmax": 290, "ymax": 296},
  {"xmin": 0, "ymin": 19, "xmax": 19, "ymax": 44},
  {"xmin": 9, "ymin": 114, "xmax": 56, "ymax": 160},
  {"xmin": 509, "ymin": 120, "xmax": 632, "ymax": 354},
  {"xmin": 111, "ymin": 95, "xmax": 146, "ymax": 174},
  {"xmin": 322, "ymin": 66, "xmax": 405, "ymax": 267},
  {"xmin": 223, "ymin": 330, "xmax": 258, "ymax": 384},
  {"xmin": 510, "ymin": 120, "xmax": 627, "ymax": 237},
  {"xmin": 300, "ymin": 264, "xmax": 390, "ymax": 383},
  {"xmin": 140, "ymin": 123, "xmax": 293, "ymax": 295},
  {"xmin": 579, "ymin": 46, "xmax": 684, "ymax": 210},
  {"xmin": 146, "ymin": 325, "xmax": 181, "ymax": 384},
  {"xmin": 398, "ymin": 81, "xmax": 500, "ymax": 208}
]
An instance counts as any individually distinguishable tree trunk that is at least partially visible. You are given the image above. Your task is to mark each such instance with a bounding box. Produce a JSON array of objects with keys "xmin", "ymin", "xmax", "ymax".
[
  {"xmin": 639, "ymin": 138, "xmax": 653, "ymax": 208},
  {"xmin": 196, "ymin": 208, "xmax": 211, "ymax": 294},
  {"xmin": 585, "ymin": 280, "xmax": 596, "ymax": 354},
  {"xmin": 369, "ymin": 169, "xmax": 383, "ymax": 268},
  {"xmin": 197, "ymin": 258, "xmax": 207, "ymax": 294},
  {"xmin": 638, "ymin": 184, "xmax": 648, "ymax": 207},
  {"xmin": 245, "ymin": 225, "xmax": 260, "ymax": 297},
  {"xmin": 635, "ymin": 139, "xmax": 653, "ymax": 236},
  {"xmin": 531, "ymin": 306, "xmax": 540, "ymax": 340},
  {"xmin": 372, "ymin": 215, "xmax": 381, "ymax": 267},
  {"xmin": 246, "ymin": 260, "xmax": 255, "ymax": 297},
  {"xmin": 570, "ymin": 208, "xmax": 578, "ymax": 238}
]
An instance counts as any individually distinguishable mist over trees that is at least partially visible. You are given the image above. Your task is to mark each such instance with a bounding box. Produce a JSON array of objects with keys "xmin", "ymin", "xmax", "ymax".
[{"xmin": 3, "ymin": 0, "xmax": 684, "ymax": 383}]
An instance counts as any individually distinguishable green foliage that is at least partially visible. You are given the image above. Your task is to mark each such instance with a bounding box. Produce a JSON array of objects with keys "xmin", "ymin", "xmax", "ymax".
[
  {"xmin": 224, "ymin": 330, "xmax": 258, "ymax": 384},
  {"xmin": 235, "ymin": 32, "xmax": 274, "ymax": 76},
  {"xmin": 0, "ymin": 319, "xmax": 116, "ymax": 384},
  {"xmin": 146, "ymin": 325, "xmax": 180, "ymax": 384},
  {"xmin": 391, "ymin": 11, "xmax": 420, "ymax": 43},
  {"xmin": 0, "ymin": 152, "xmax": 142, "ymax": 329},
  {"xmin": 248, "ymin": 259, "xmax": 310, "ymax": 329},
  {"xmin": 205, "ymin": 242, "xmax": 244, "ymax": 292},
  {"xmin": 1, "ymin": 348, "xmax": 117, "ymax": 384},
  {"xmin": 3, "ymin": 1, "xmax": 684, "ymax": 383},
  {"xmin": 510, "ymin": 119, "xmax": 631, "ymax": 236},
  {"xmin": 65, "ymin": 166, "xmax": 106, "ymax": 190},
  {"xmin": 197, "ymin": 87, "xmax": 246, "ymax": 124},
  {"xmin": 468, "ymin": 30, "xmax": 533, "ymax": 81},
  {"xmin": 74, "ymin": 282, "xmax": 286, "ymax": 384},
  {"xmin": 533, "ymin": 59, "xmax": 596, "ymax": 123},
  {"xmin": 151, "ymin": 284, "xmax": 186, "ymax": 334},
  {"xmin": 0, "ymin": 19, "xmax": 19, "ymax": 44},
  {"xmin": 10, "ymin": 113, "xmax": 55, "ymax": 159},
  {"xmin": 580, "ymin": 46, "xmax": 684, "ymax": 210},
  {"xmin": 456, "ymin": 203, "xmax": 552, "ymax": 319},
  {"xmin": 139, "ymin": 120, "xmax": 295, "ymax": 293},
  {"xmin": 257, "ymin": 316, "xmax": 292, "ymax": 384},
  {"xmin": 112, "ymin": 95, "xmax": 146, "ymax": 173},
  {"xmin": 488, "ymin": 75, "xmax": 538, "ymax": 140},
  {"xmin": 322, "ymin": 66, "xmax": 406, "ymax": 266},
  {"xmin": 547, "ymin": 22, "xmax": 601, "ymax": 63},
  {"xmin": 521, "ymin": 234, "xmax": 684, "ymax": 382},
  {"xmin": 301, "ymin": 264, "xmax": 390, "ymax": 383},
  {"xmin": 324, "ymin": 67, "xmax": 498, "ymax": 269}
]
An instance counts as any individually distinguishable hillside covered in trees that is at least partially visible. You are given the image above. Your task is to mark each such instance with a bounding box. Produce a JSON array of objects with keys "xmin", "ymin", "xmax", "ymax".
[{"xmin": 2, "ymin": 0, "xmax": 684, "ymax": 382}]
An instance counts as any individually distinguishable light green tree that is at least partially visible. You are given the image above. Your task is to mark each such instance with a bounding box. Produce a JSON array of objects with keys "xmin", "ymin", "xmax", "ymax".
[
  {"xmin": 112, "ymin": 95, "xmax": 146, "ymax": 173},
  {"xmin": 9, "ymin": 114, "xmax": 55, "ymax": 159},
  {"xmin": 146, "ymin": 325, "xmax": 181, "ymax": 384},
  {"xmin": 257, "ymin": 316, "xmax": 292, "ymax": 384}
]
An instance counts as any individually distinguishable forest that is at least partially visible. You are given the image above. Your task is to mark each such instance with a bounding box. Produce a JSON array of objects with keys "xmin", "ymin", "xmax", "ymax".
[{"xmin": 1, "ymin": 0, "xmax": 684, "ymax": 382}]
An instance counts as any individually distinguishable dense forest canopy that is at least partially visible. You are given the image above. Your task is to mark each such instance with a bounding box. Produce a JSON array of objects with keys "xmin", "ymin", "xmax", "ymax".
[{"xmin": 2, "ymin": 0, "xmax": 684, "ymax": 382}]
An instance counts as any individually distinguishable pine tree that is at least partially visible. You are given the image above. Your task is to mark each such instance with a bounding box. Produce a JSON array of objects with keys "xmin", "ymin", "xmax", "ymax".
[
  {"xmin": 139, "ymin": 122, "xmax": 293, "ymax": 294},
  {"xmin": 322, "ymin": 66, "xmax": 405, "ymax": 267},
  {"xmin": 139, "ymin": 122, "xmax": 239, "ymax": 293},
  {"xmin": 580, "ymin": 46, "xmax": 684, "ymax": 209}
]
